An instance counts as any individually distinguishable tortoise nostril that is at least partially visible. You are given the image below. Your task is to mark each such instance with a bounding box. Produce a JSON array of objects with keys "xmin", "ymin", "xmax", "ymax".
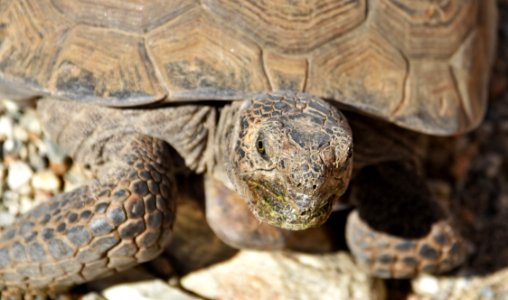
[{"xmin": 312, "ymin": 184, "xmax": 317, "ymax": 190}]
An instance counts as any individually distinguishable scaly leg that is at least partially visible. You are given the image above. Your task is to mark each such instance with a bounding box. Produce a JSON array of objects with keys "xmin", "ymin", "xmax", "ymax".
[
  {"xmin": 346, "ymin": 162, "xmax": 465, "ymax": 278},
  {"xmin": 0, "ymin": 134, "xmax": 176, "ymax": 296}
]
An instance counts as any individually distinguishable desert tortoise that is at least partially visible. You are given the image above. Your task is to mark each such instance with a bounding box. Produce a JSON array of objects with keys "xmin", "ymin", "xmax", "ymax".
[{"xmin": 0, "ymin": 0, "xmax": 497, "ymax": 295}]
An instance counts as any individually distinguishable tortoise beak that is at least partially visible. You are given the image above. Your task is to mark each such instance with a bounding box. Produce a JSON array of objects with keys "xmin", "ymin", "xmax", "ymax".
[{"xmin": 245, "ymin": 179, "xmax": 334, "ymax": 230}]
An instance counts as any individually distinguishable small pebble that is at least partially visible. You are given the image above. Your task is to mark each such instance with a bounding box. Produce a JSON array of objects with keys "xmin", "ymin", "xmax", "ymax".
[
  {"xmin": 32, "ymin": 170, "xmax": 61, "ymax": 192},
  {"xmin": 0, "ymin": 116, "xmax": 13, "ymax": 139},
  {"xmin": 2, "ymin": 139, "xmax": 16, "ymax": 154},
  {"xmin": 0, "ymin": 211, "xmax": 15, "ymax": 226},
  {"xmin": 19, "ymin": 196, "xmax": 36, "ymax": 214},
  {"xmin": 1, "ymin": 100, "xmax": 19, "ymax": 114},
  {"xmin": 82, "ymin": 292, "xmax": 106, "ymax": 300},
  {"xmin": 12, "ymin": 126, "xmax": 28, "ymax": 142},
  {"xmin": 413, "ymin": 275, "xmax": 439, "ymax": 295},
  {"xmin": 7, "ymin": 161, "xmax": 33, "ymax": 190}
]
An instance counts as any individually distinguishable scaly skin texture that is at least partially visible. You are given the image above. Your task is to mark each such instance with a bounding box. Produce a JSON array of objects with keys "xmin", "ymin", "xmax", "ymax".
[
  {"xmin": 0, "ymin": 134, "xmax": 176, "ymax": 295},
  {"xmin": 222, "ymin": 92, "xmax": 353, "ymax": 230}
]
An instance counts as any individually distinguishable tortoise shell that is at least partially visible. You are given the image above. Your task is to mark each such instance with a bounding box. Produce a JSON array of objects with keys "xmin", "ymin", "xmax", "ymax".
[{"xmin": 0, "ymin": 0, "xmax": 497, "ymax": 135}]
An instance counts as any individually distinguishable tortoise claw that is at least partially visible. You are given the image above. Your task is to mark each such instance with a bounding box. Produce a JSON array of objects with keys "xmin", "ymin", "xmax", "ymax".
[{"xmin": 346, "ymin": 210, "xmax": 466, "ymax": 278}]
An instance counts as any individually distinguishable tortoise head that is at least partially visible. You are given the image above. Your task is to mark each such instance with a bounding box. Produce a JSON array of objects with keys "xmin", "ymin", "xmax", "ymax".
[{"xmin": 225, "ymin": 92, "xmax": 353, "ymax": 230}]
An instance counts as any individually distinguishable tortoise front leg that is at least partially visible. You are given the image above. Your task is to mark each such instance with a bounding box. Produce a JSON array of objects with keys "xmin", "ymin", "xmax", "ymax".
[
  {"xmin": 345, "ymin": 162, "xmax": 465, "ymax": 278},
  {"xmin": 0, "ymin": 134, "xmax": 176, "ymax": 295}
]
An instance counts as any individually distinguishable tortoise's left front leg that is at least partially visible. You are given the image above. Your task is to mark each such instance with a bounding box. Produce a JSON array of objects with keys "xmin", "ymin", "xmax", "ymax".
[{"xmin": 346, "ymin": 162, "xmax": 466, "ymax": 278}]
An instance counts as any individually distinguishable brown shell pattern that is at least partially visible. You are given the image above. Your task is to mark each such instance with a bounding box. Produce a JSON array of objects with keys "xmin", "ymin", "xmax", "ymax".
[{"xmin": 0, "ymin": 0, "xmax": 497, "ymax": 135}]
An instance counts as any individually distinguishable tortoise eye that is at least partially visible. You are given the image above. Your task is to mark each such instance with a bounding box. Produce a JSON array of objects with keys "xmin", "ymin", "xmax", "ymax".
[{"xmin": 256, "ymin": 139, "xmax": 266, "ymax": 155}]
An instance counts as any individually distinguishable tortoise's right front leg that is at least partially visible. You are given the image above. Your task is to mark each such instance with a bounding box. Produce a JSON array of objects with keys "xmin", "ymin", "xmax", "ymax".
[{"xmin": 0, "ymin": 134, "xmax": 176, "ymax": 295}]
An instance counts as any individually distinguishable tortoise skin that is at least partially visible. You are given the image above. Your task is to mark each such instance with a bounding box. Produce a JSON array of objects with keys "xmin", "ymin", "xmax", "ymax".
[{"xmin": 0, "ymin": 0, "xmax": 497, "ymax": 134}]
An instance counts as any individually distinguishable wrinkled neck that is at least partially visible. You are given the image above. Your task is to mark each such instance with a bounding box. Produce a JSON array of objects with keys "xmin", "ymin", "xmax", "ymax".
[{"xmin": 210, "ymin": 101, "xmax": 244, "ymax": 190}]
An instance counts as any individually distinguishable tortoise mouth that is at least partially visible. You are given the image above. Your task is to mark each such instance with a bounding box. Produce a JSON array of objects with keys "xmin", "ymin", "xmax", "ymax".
[{"xmin": 245, "ymin": 179, "xmax": 335, "ymax": 230}]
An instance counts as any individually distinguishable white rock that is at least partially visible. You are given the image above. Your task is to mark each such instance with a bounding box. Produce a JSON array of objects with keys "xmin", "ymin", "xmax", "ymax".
[
  {"xmin": 0, "ymin": 116, "xmax": 13, "ymax": 139},
  {"xmin": 0, "ymin": 100, "xmax": 19, "ymax": 114},
  {"xmin": 32, "ymin": 170, "xmax": 61, "ymax": 191},
  {"xmin": 81, "ymin": 292, "xmax": 106, "ymax": 300},
  {"xmin": 19, "ymin": 196, "xmax": 36, "ymax": 214},
  {"xmin": 181, "ymin": 250, "xmax": 385, "ymax": 300},
  {"xmin": 2, "ymin": 139, "xmax": 15, "ymax": 153},
  {"xmin": 102, "ymin": 279, "xmax": 200, "ymax": 300},
  {"xmin": 7, "ymin": 161, "xmax": 33, "ymax": 190},
  {"xmin": 0, "ymin": 211, "xmax": 15, "ymax": 226},
  {"xmin": 3, "ymin": 139, "xmax": 26, "ymax": 158},
  {"xmin": 413, "ymin": 275, "xmax": 440, "ymax": 295}
]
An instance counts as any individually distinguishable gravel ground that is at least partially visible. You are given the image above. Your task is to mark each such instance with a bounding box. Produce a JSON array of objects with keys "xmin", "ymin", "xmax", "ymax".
[{"xmin": 0, "ymin": 2, "xmax": 507, "ymax": 299}]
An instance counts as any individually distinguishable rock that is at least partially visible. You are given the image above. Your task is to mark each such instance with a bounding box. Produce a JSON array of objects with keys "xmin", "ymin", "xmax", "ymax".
[
  {"xmin": 82, "ymin": 292, "xmax": 107, "ymax": 300},
  {"xmin": 0, "ymin": 211, "xmax": 15, "ymax": 226},
  {"xmin": 102, "ymin": 279, "xmax": 200, "ymax": 300},
  {"xmin": 3, "ymin": 139, "xmax": 27, "ymax": 161},
  {"xmin": 7, "ymin": 161, "xmax": 33, "ymax": 190},
  {"xmin": 19, "ymin": 196, "xmax": 36, "ymax": 214},
  {"xmin": 2, "ymin": 139, "xmax": 18, "ymax": 155},
  {"xmin": 0, "ymin": 116, "xmax": 13, "ymax": 139},
  {"xmin": 31, "ymin": 170, "xmax": 61, "ymax": 192},
  {"xmin": 87, "ymin": 267, "xmax": 189, "ymax": 300},
  {"xmin": 12, "ymin": 126, "xmax": 28, "ymax": 142},
  {"xmin": 413, "ymin": 275, "xmax": 440, "ymax": 296},
  {"xmin": 181, "ymin": 250, "xmax": 385, "ymax": 300},
  {"xmin": 0, "ymin": 100, "xmax": 20, "ymax": 114}
]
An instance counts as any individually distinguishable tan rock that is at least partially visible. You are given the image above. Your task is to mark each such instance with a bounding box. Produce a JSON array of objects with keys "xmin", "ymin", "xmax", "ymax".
[
  {"xmin": 102, "ymin": 279, "xmax": 200, "ymax": 300},
  {"xmin": 31, "ymin": 170, "xmax": 61, "ymax": 192},
  {"xmin": 181, "ymin": 250, "xmax": 385, "ymax": 300}
]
